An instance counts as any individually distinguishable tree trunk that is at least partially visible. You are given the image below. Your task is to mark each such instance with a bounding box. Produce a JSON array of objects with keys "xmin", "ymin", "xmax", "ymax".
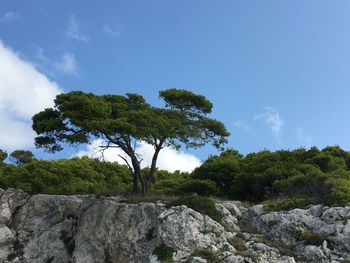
[
  {"xmin": 132, "ymin": 173, "xmax": 139, "ymax": 193},
  {"xmin": 131, "ymin": 157, "xmax": 147, "ymax": 195},
  {"xmin": 146, "ymin": 146, "xmax": 162, "ymax": 192}
]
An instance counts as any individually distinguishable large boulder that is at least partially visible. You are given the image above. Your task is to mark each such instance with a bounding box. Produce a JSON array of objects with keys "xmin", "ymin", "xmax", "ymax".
[
  {"xmin": 158, "ymin": 205, "xmax": 235, "ymax": 261},
  {"xmin": 72, "ymin": 201, "xmax": 164, "ymax": 263}
]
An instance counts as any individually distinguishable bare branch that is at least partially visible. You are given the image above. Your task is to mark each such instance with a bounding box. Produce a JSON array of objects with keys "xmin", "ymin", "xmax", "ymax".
[{"xmin": 118, "ymin": 154, "xmax": 133, "ymax": 173}]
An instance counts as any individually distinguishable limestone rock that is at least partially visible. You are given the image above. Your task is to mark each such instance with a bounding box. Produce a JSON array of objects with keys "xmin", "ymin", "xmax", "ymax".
[
  {"xmin": 215, "ymin": 204, "xmax": 240, "ymax": 232},
  {"xmin": 222, "ymin": 201, "xmax": 242, "ymax": 219},
  {"xmin": 0, "ymin": 188, "xmax": 348, "ymax": 263}
]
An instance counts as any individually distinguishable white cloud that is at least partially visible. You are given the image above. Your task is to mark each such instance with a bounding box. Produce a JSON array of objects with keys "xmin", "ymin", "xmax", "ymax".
[
  {"xmin": 0, "ymin": 41, "xmax": 62, "ymax": 151},
  {"xmin": 76, "ymin": 139, "xmax": 202, "ymax": 172},
  {"xmin": 233, "ymin": 120, "xmax": 252, "ymax": 133},
  {"xmin": 67, "ymin": 15, "xmax": 89, "ymax": 42},
  {"xmin": 255, "ymin": 107, "xmax": 284, "ymax": 143},
  {"xmin": 54, "ymin": 52, "xmax": 77, "ymax": 74},
  {"xmin": 103, "ymin": 24, "xmax": 122, "ymax": 38},
  {"xmin": 0, "ymin": 12, "xmax": 20, "ymax": 23},
  {"xmin": 296, "ymin": 125, "xmax": 313, "ymax": 147}
]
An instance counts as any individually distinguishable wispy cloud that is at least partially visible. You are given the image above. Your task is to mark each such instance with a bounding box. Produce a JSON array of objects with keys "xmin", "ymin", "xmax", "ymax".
[
  {"xmin": 54, "ymin": 52, "xmax": 77, "ymax": 75},
  {"xmin": 34, "ymin": 48, "xmax": 78, "ymax": 76},
  {"xmin": 255, "ymin": 106, "xmax": 284, "ymax": 144},
  {"xmin": 0, "ymin": 12, "xmax": 20, "ymax": 23},
  {"xmin": 103, "ymin": 24, "xmax": 122, "ymax": 38},
  {"xmin": 233, "ymin": 120, "xmax": 252, "ymax": 133},
  {"xmin": 296, "ymin": 125, "xmax": 313, "ymax": 147},
  {"xmin": 67, "ymin": 15, "xmax": 89, "ymax": 42}
]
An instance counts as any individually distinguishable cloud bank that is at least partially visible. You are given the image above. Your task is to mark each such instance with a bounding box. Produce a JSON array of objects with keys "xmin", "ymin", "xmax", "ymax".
[
  {"xmin": 0, "ymin": 41, "xmax": 62, "ymax": 151},
  {"xmin": 76, "ymin": 139, "xmax": 201, "ymax": 172}
]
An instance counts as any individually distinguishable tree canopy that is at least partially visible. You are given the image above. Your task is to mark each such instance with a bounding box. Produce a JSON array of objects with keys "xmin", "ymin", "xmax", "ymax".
[
  {"xmin": 9, "ymin": 150, "xmax": 35, "ymax": 166},
  {"xmin": 32, "ymin": 89, "xmax": 229, "ymax": 194}
]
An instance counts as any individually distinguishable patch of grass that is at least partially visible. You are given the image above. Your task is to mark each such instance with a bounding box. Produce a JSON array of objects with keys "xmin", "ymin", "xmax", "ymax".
[
  {"xmin": 263, "ymin": 197, "xmax": 312, "ymax": 211},
  {"xmin": 227, "ymin": 234, "xmax": 259, "ymax": 262},
  {"xmin": 124, "ymin": 194, "xmax": 179, "ymax": 204},
  {"xmin": 153, "ymin": 244, "xmax": 175, "ymax": 262},
  {"xmin": 298, "ymin": 230, "xmax": 326, "ymax": 246},
  {"xmin": 166, "ymin": 195, "xmax": 223, "ymax": 223},
  {"xmin": 228, "ymin": 233, "xmax": 246, "ymax": 251}
]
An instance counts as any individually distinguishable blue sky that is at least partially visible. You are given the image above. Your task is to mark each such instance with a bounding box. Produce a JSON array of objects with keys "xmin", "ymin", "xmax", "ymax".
[{"xmin": 1, "ymin": 1, "xmax": 350, "ymax": 167}]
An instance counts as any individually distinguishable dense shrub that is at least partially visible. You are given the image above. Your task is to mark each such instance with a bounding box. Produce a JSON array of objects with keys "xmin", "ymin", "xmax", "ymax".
[
  {"xmin": 0, "ymin": 157, "xmax": 133, "ymax": 195},
  {"xmin": 177, "ymin": 179, "xmax": 219, "ymax": 196},
  {"xmin": 192, "ymin": 150, "xmax": 242, "ymax": 193},
  {"xmin": 1, "ymin": 145, "xmax": 350, "ymax": 209}
]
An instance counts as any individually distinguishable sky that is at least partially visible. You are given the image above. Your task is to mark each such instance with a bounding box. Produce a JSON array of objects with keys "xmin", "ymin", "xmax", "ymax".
[{"xmin": 1, "ymin": 1, "xmax": 350, "ymax": 171}]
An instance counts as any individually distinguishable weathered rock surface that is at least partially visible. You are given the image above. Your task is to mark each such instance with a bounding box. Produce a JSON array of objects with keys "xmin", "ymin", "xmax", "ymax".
[
  {"xmin": 243, "ymin": 204, "xmax": 350, "ymax": 263},
  {"xmin": 0, "ymin": 188, "xmax": 348, "ymax": 262}
]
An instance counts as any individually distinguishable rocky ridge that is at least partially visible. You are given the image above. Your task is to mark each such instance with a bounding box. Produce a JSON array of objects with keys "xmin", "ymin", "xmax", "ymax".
[{"xmin": 0, "ymin": 188, "xmax": 348, "ymax": 262}]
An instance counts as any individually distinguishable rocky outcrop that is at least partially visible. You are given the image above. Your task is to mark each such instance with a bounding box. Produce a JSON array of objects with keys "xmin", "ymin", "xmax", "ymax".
[
  {"xmin": 0, "ymin": 188, "xmax": 348, "ymax": 262},
  {"xmin": 242, "ymin": 204, "xmax": 350, "ymax": 263}
]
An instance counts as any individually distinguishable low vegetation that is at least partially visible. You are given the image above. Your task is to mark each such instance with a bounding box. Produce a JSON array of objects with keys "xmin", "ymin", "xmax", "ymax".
[
  {"xmin": 1, "ymin": 145, "xmax": 350, "ymax": 209},
  {"xmin": 152, "ymin": 244, "xmax": 174, "ymax": 262},
  {"xmin": 298, "ymin": 229, "xmax": 326, "ymax": 246},
  {"xmin": 166, "ymin": 195, "xmax": 223, "ymax": 223}
]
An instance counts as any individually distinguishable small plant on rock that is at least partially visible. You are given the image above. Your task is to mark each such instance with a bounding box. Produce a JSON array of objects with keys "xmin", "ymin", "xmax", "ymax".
[
  {"xmin": 298, "ymin": 229, "xmax": 326, "ymax": 246},
  {"xmin": 153, "ymin": 244, "xmax": 175, "ymax": 262}
]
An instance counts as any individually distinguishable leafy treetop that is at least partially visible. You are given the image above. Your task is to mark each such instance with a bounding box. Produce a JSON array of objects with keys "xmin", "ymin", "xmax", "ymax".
[{"xmin": 32, "ymin": 89, "xmax": 229, "ymax": 194}]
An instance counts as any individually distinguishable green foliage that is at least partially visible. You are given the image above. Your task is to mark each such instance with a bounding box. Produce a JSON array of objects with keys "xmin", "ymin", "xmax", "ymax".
[
  {"xmin": 192, "ymin": 146, "xmax": 350, "ymax": 208},
  {"xmin": 32, "ymin": 89, "xmax": 229, "ymax": 194},
  {"xmin": 0, "ymin": 157, "xmax": 132, "ymax": 195},
  {"xmin": 177, "ymin": 179, "xmax": 219, "ymax": 196},
  {"xmin": 9, "ymin": 150, "xmax": 35, "ymax": 166},
  {"xmin": 0, "ymin": 149, "xmax": 7, "ymax": 163},
  {"xmin": 298, "ymin": 230, "xmax": 326, "ymax": 246},
  {"xmin": 1, "ymin": 144, "xmax": 350, "ymax": 209},
  {"xmin": 263, "ymin": 197, "xmax": 312, "ymax": 211},
  {"xmin": 152, "ymin": 244, "xmax": 175, "ymax": 262},
  {"xmin": 167, "ymin": 195, "xmax": 223, "ymax": 222},
  {"xmin": 193, "ymin": 150, "xmax": 241, "ymax": 193}
]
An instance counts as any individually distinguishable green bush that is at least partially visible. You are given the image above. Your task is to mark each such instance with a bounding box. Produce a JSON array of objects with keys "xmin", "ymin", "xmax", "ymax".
[
  {"xmin": 323, "ymin": 178, "xmax": 350, "ymax": 206},
  {"xmin": 152, "ymin": 244, "xmax": 174, "ymax": 262},
  {"xmin": 167, "ymin": 195, "xmax": 223, "ymax": 223},
  {"xmin": 298, "ymin": 230, "xmax": 326, "ymax": 246},
  {"xmin": 177, "ymin": 179, "xmax": 219, "ymax": 196}
]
